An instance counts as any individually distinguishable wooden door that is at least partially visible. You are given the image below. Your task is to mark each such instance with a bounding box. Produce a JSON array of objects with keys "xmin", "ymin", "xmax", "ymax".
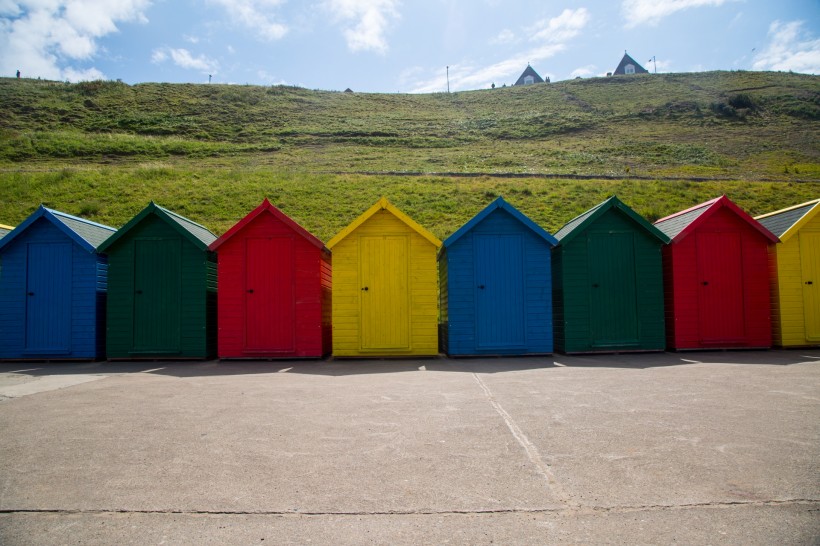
[
  {"xmin": 800, "ymin": 232, "xmax": 820, "ymax": 341},
  {"xmin": 132, "ymin": 238, "xmax": 180, "ymax": 353},
  {"xmin": 697, "ymin": 231, "xmax": 745, "ymax": 343},
  {"xmin": 474, "ymin": 234, "xmax": 525, "ymax": 349},
  {"xmin": 588, "ymin": 232, "xmax": 639, "ymax": 347},
  {"xmin": 244, "ymin": 237, "xmax": 295, "ymax": 352},
  {"xmin": 25, "ymin": 242, "xmax": 71, "ymax": 353},
  {"xmin": 359, "ymin": 235, "xmax": 409, "ymax": 350}
]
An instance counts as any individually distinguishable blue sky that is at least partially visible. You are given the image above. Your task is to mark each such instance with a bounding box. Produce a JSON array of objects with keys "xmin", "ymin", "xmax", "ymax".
[{"xmin": 1, "ymin": 0, "xmax": 818, "ymax": 92}]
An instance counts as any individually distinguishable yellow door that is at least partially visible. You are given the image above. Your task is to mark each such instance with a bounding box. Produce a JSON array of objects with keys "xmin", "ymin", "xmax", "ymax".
[
  {"xmin": 800, "ymin": 232, "xmax": 820, "ymax": 341},
  {"xmin": 359, "ymin": 235, "xmax": 409, "ymax": 350}
]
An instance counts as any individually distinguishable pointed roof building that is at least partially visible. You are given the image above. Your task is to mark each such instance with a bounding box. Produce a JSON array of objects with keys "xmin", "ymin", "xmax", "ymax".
[
  {"xmin": 514, "ymin": 64, "xmax": 545, "ymax": 86},
  {"xmin": 613, "ymin": 52, "xmax": 649, "ymax": 75}
]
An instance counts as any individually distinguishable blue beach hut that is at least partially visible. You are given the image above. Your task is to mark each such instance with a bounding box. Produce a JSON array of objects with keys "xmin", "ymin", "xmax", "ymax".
[
  {"xmin": 439, "ymin": 197, "xmax": 558, "ymax": 356},
  {"xmin": 0, "ymin": 206, "xmax": 115, "ymax": 359}
]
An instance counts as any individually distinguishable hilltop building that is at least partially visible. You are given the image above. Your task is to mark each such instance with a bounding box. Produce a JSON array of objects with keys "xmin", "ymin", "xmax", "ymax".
[
  {"xmin": 613, "ymin": 52, "xmax": 649, "ymax": 75},
  {"xmin": 514, "ymin": 64, "xmax": 548, "ymax": 86}
]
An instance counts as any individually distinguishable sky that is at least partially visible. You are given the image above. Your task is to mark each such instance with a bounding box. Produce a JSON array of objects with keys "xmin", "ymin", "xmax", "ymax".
[{"xmin": 1, "ymin": 0, "xmax": 818, "ymax": 93}]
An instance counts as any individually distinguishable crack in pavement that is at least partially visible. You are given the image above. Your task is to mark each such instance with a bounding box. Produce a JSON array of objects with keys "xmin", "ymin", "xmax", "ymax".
[
  {"xmin": 1, "ymin": 499, "xmax": 817, "ymax": 517},
  {"xmin": 471, "ymin": 372, "xmax": 573, "ymax": 506}
]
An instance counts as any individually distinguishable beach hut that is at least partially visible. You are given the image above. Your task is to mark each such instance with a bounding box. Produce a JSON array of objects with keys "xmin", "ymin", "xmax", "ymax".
[
  {"xmin": 756, "ymin": 199, "xmax": 820, "ymax": 347},
  {"xmin": 654, "ymin": 196, "xmax": 778, "ymax": 350},
  {"xmin": 0, "ymin": 223, "xmax": 13, "ymax": 239},
  {"xmin": 98, "ymin": 203, "xmax": 217, "ymax": 359},
  {"xmin": 552, "ymin": 196, "xmax": 669, "ymax": 353},
  {"xmin": 208, "ymin": 199, "xmax": 331, "ymax": 358},
  {"xmin": 327, "ymin": 197, "xmax": 441, "ymax": 357},
  {"xmin": 439, "ymin": 197, "xmax": 558, "ymax": 356},
  {"xmin": 0, "ymin": 206, "xmax": 115, "ymax": 359}
]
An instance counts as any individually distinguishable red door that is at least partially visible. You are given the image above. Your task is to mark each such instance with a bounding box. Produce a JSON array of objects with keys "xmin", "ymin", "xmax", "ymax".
[
  {"xmin": 245, "ymin": 237, "xmax": 295, "ymax": 353},
  {"xmin": 697, "ymin": 231, "xmax": 745, "ymax": 343}
]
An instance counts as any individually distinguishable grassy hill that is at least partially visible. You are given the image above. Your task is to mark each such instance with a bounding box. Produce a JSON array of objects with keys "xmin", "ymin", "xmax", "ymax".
[{"xmin": 0, "ymin": 71, "xmax": 817, "ymax": 240}]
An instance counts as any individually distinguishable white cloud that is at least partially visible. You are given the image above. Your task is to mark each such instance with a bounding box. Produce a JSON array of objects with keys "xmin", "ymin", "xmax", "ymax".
[
  {"xmin": 152, "ymin": 47, "xmax": 219, "ymax": 73},
  {"xmin": 621, "ymin": 0, "xmax": 732, "ymax": 29},
  {"xmin": 324, "ymin": 0, "xmax": 400, "ymax": 55},
  {"xmin": 408, "ymin": 7, "xmax": 589, "ymax": 92},
  {"xmin": 570, "ymin": 64, "xmax": 597, "ymax": 78},
  {"xmin": 527, "ymin": 8, "xmax": 590, "ymax": 43},
  {"xmin": 752, "ymin": 20, "xmax": 820, "ymax": 75},
  {"xmin": 0, "ymin": 0, "xmax": 151, "ymax": 81},
  {"xmin": 209, "ymin": 0, "xmax": 288, "ymax": 41},
  {"xmin": 490, "ymin": 28, "xmax": 515, "ymax": 45}
]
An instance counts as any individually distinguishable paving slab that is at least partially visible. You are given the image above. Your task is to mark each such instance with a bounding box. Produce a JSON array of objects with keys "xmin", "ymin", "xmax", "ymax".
[{"xmin": 472, "ymin": 352, "xmax": 820, "ymax": 508}]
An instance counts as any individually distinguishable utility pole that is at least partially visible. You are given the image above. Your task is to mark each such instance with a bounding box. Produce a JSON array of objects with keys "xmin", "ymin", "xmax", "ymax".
[
  {"xmin": 446, "ymin": 66, "xmax": 450, "ymax": 93},
  {"xmin": 649, "ymin": 56, "xmax": 656, "ymax": 74}
]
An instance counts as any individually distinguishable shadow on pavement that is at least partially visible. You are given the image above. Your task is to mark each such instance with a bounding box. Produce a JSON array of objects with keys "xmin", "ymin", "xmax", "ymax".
[{"xmin": 0, "ymin": 349, "xmax": 817, "ymax": 379}]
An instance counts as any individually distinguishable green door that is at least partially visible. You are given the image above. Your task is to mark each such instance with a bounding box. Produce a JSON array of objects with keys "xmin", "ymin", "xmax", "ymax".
[
  {"xmin": 132, "ymin": 238, "xmax": 181, "ymax": 353},
  {"xmin": 588, "ymin": 232, "xmax": 638, "ymax": 347}
]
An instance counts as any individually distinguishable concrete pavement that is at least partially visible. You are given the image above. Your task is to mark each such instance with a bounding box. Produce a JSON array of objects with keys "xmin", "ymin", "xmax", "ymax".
[{"xmin": 1, "ymin": 350, "xmax": 818, "ymax": 544}]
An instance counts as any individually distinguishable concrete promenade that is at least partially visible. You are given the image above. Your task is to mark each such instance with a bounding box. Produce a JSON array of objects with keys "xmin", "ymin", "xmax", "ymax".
[{"xmin": 1, "ymin": 350, "xmax": 818, "ymax": 544}]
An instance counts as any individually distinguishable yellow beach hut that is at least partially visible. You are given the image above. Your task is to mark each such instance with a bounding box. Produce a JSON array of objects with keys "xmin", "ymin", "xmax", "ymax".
[
  {"xmin": 756, "ymin": 199, "xmax": 820, "ymax": 347},
  {"xmin": 327, "ymin": 197, "xmax": 442, "ymax": 357}
]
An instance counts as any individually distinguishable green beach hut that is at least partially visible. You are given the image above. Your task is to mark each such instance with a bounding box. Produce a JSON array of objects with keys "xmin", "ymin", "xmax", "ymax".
[
  {"xmin": 552, "ymin": 196, "xmax": 670, "ymax": 353},
  {"xmin": 98, "ymin": 203, "xmax": 217, "ymax": 359}
]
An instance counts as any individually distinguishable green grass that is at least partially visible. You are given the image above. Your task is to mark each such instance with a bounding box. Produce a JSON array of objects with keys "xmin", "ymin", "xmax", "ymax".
[
  {"xmin": 0, "ymin": 71, "xmax": 817, "ymax": 237},
  {"xmin": 1, "ymin": 166, "xmax": 816, "ymax": 240}
]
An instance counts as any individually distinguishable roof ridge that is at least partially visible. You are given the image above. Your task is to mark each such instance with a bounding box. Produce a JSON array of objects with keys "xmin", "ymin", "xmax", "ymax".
[
  {"xmin": 46, "ymin": 207, "xmax": 116, "ymax": 232},
  {"xmin": 755, "ymin": 198, "xmax": 820, "ymax": 219},
  {"xmin": 655, "ymin": 196, "xmax": 720, "ymax": 224}
]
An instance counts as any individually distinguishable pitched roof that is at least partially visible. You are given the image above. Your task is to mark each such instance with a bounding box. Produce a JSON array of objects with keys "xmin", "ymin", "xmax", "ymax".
[
  {"xmin": 0, "ymin": 206, "xmax": 116, "ymax": 253},
  {"xmin": 654, "ymin": 195, "xmax": 779, "ymax": 244},
  {"xmin": 514, "ymin": 65, "xmax": 545, "ymax": 85},
  {"xmin": 613, "ymin": 52, "xmax": 649, "ymax": 75},
  {"xmin": 755, "ymin": 199, "xmax": 820, "ymax": 242},
  {"xmin": 326, "ymin": 197, "xmax": 442, "ymax": 249},
  {"xmin": 98, "ymin": 202, "xmax": 217, "ymax": 252},
  {"xmin": 0, "ymin": 223, "xmax": 12, "ymax": 239},
  {"xmin": 209, "ymin": 198, "xmax": 327, "ymax": 252},
  {"xmin": 444, "ymin": 196, "xmax": 557, "ymax": 249},
  {"xmin": 554, "ymin": 196, "xmax": 670, "ymax": 245}
]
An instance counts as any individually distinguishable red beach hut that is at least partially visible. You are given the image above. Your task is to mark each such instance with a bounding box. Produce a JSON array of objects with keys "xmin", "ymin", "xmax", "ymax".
[
  {"xmin": 208, "ymin": 199, "xmax": 331, "ymax": 358},
  {"xmin": 654, "ymin": 196, "xmax": 778, "ymax": 350}
]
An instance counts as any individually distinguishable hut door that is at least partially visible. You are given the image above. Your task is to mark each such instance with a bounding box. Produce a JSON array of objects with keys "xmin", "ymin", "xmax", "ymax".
[
  {"xmin": 697, "ymin": 231, "xmax": 745, "ymax": 343},
  {"xmin": 25, "ymin": 242, "xmax": 71, "ymax": 353},
  {"xmin": 474, "ymin": 234, "xmax": 525, "ymax": 349},
  {"xmin": 588, "ymin": 232, "xmax": 638, "ymax": 346},
  {"xmin": 132, "ymin": 238, "xmax": 181, "ymax": 353},
  {"xmin": 359, "ymin": 235, "xmax": 409, "ymax": 350},
  {"xmin": 244, "ymin": 237, "xmax": 295, "ymax": 352},
  {"xmin": 800, "ymin": 232, "xmax": 820, "ymax": 341}
]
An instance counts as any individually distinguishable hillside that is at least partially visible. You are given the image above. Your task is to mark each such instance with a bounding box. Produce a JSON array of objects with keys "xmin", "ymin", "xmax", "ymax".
[{"xmin": 0, "ymin": 71, "xmax": 818, "ymax": 239}]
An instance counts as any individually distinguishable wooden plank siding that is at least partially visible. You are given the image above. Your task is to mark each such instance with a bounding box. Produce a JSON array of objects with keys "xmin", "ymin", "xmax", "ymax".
[
  {"xmin": 212, "ymin": 207, "xmax": 329, "ymax": 358},
  {"xmin": 440, "ymin": 205, "xmax": 555, "ymax": 356},
  {"xmin": 331, "ymin": 204, "xmax": 440, "ymax": 357},
  {"xmin": 105, "ymin": 214, "xmax": 215, "ymax": 359},
  {"xmin": 769, "ymin": 214, "xmax": 820, "ymax": 346},
  {"xmin": 0, "ymin": 216, "xmax": 109, "ymax": 359},
  {"xmin": 553, "ymin": 205, "xmax": 666, "ymax": 354},
  {"xmin": 657, "ymin": 199, "xmax": 775, "ymax": 350}
]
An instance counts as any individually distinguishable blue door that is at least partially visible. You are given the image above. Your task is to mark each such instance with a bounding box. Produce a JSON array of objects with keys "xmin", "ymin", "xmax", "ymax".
[
  {"xmin": 475, "ymin": 234, "xmax": 525, "ymax": 349},
  {"xmin": 26, "ymin": 242, "xmax": 72, "ymax": 353}
]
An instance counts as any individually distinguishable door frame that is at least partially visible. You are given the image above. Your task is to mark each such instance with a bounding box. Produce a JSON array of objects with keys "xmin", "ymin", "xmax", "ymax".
[{"xmin": 358, "ymin": 234, "xmax": 411, "ymax": 351}]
